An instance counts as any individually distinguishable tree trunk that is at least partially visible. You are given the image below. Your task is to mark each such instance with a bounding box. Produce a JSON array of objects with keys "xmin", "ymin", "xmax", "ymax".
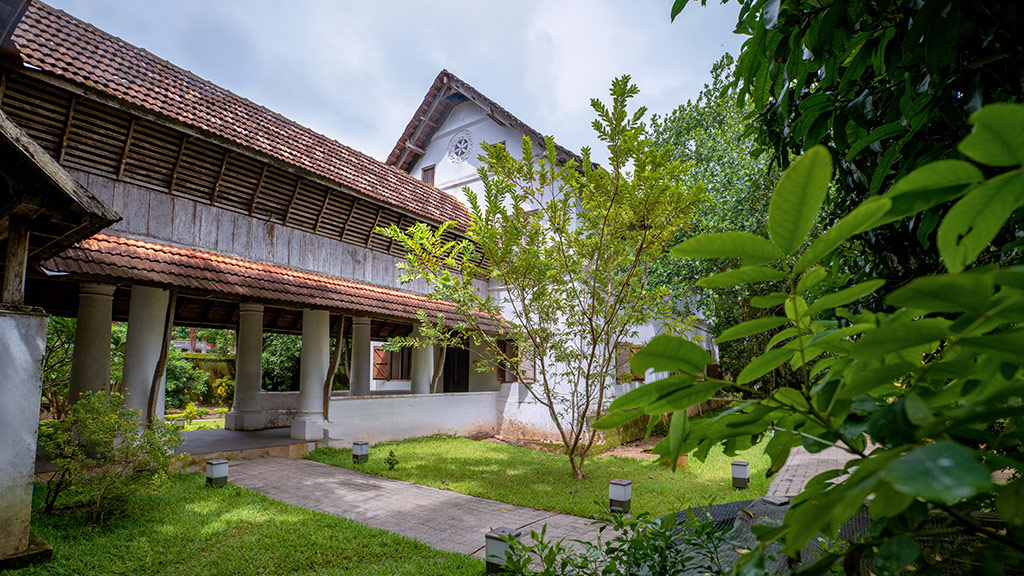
[
  {"xmin": 430, "ymin": 346, "xmax": 446, "ymax": 393},
  {"xmin": 146, "ymin": 290, "xmax": 176, "ymax": 425},
  {"xmin": 322, "ymin": 318, "xmax": 345, "ymax": 420}
]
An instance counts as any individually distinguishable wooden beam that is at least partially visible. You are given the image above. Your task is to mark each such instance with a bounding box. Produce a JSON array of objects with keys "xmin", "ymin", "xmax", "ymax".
[
  {"xmin": 340, "ymin": 198, "xmax": 359, "ymax": 242},
  {"xmin": 168, "ymin": 134, "xmax": 189, "ymax": 193},
  {"xmin": 0, "ymin": 70, "xmax": 7, "ymax": 108},
  {"xmin": 57, "ymin": 95, "xmax": 77, "ymax": 164},
  {"xmin": 314, "ymin": 189, "xmax": 331, "ymax": 234},
  {"xmin": 397, "ymin": 79, "xmax": 449, "ymax": 170},
  {"xmin": 406, "ymin": 143, "xmax": 425, "ymax": 155},
  {"xmin": 366, "ymin": 207, "xmax": 383, "ymax": 247},
  {"xmin": 209, "ymin": 150, "xmax": 231, "ymax": 205},
  {"xmin": 248, "ymin": 163, "xmax": 268, "ymax": 216},
  {"xmin": 116, "ymin": 116, "xmax": 136, "ymax": 180},
  {"xmin": 387, "ymin": 215, "xmax": 405, "ymax": 254},
  {"xmin": 1, "ymin": 213, "xmax": 30, "ymax": 306},
  {"xmin": 283, "ymin": 177, "xmax": 302, "ymax": 225}
]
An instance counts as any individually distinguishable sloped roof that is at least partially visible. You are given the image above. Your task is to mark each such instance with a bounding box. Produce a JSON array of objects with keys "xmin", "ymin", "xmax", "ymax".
[
  {"xmin": 387, "ymin": 70, "xmax": 583, "ymax": 174},
  {"xmin": 11, "ymin": 2, "xmax": 471, "ymax": 227},
  {"xmin": 47, "ymin": 233, "xmax": 501, "ymax": 331}
]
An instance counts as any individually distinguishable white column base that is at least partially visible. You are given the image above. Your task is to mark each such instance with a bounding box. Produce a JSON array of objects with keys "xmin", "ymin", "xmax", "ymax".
[
  {"xmin": 225, "ymin": 410, "xmax": 268, "ymax": 431},
  {"xmin": 290, "ymin": 415, "xmax": 325, "ymax": 440}
]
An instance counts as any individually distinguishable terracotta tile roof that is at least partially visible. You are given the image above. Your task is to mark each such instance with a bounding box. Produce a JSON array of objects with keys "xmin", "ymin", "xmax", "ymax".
[
  {"xmin": 388, "ymin": 70, "xmax": 583, "ymax": 174},
  {"xmin": 12, "ymin": 2, "xmax": 471, "ymax": 228},
  {"xmin": 47, "ymin": 233, "xmax": 498, "ymax": 330}
]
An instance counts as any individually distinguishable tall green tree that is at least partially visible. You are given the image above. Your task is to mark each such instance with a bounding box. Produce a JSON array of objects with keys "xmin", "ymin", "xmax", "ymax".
[
  {"xmin": 673, "ymin": 0, "xmax": 1024, "ymax": 291},
  {"xmin": 381, "ymin": 77, "xmax": 702, "ymax": 478},
  {"xmin": 649, "ymin": 54, "xmax": 783, "ymax": 383}
]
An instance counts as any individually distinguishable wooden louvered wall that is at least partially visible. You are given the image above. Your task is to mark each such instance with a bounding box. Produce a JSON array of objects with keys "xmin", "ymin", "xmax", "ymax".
[{"xmin": 0, "ymin": 70, "xmax": 482, "ymax": 268}]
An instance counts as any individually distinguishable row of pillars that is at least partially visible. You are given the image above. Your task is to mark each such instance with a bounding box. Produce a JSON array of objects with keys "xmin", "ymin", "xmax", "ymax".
[{"xmin": 67, "ymin": 282, "xmax": 440, "ymax": 441}]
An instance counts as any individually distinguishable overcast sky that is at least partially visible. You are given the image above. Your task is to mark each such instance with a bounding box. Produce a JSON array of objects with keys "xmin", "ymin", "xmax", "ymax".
[{"xmin": 46, "ymin": 1, "xmax": 745, "ymax": 163}]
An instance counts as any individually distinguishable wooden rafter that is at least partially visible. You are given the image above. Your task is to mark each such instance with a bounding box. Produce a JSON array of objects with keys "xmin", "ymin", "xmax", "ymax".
[
  {"xmin": 168, "ymin": 134, "xmax": 189, "ymax": 193},
  {"xmin": 209, "ymin": 150, "xmax": 231, "ymax": 205},
  {"xmin": 397, "ymin": 77, "xmax": 449, "ymax": 170},
  {"xmin": 283, "ymin": 177, "xmax": 303, "ymax": 225},
  {"xmin": 366, "ymin": 207, "xmax": 383, "ymax": 247},
  {"xmin": 0, "ymin": 71, "xmax": 7, "ymax": 106},
  {"xmin": 57, "ymin": 95, "xmax": 77, "ymax": 164},
  {"xmin": 340, "ymin": 198, "xmax": 359, "ymax": 242},
  {"xmin": 314, "ymin": 189, "xmax": 332, "ymax": 234},
  {"xmin": 116, "ymin": 116, "xmax": 136, "ymax": 179},
  {"xmin": 387, "ymin": 215, "xmax": 406, "ymax": 254},
  {"xmin": 248, "ymin": 163, "xmax": 268, "ymax": 215}
]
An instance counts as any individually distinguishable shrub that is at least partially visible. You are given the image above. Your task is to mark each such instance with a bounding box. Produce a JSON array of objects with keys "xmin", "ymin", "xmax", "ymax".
[
  {"xmin": 384, "ymin": 450, "xmax": 399, "ymax": 471},
  {"xmin": 214, "ymin": 407, "xmax": 228, "ymax": 415},
  {"xmin": 212, "ymin": 377, "xmax": 234, "ymax": 405},
  {"xmin": 38, "ymin": 391, "xmax": 183, "ymax": 525},
  {"xmin": 181, "ymin": 402, "xmax": 200, "ymax": 425},
  {"xmin": 165, "ymin": 347, "xmax": 209, "ymax": 409},
  {"xmin": 502, "ymin": 511, "xmax": 726, "ymax": 575}
]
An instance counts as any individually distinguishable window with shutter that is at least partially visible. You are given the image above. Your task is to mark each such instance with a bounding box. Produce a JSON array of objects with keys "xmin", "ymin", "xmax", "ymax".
[
  {"xmin": 372, "ymin": 346, "xmax": 390, "ymax": 380},
  {"xmin": 421, "ymin": 164, "xmax": 435, "ymax": 186}
]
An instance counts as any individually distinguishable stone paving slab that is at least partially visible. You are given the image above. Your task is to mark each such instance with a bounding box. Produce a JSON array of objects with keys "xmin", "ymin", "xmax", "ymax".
[
  {"xmin": 177, "ymin": 427, "xmax": 306, "ymax": 456},
  {"xmin": 228, "ymin": 457, "xmax": 605, "ymax": 558},
  {"xmin": 767, "ymin": 445, "xmax": 856, "ymax": 498}
]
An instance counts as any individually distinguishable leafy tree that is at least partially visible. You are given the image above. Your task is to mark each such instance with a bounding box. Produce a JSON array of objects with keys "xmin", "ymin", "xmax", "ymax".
[
  {"xmin": 598, "ymin": 104, "xmax": 1024, "ymax": 572},
  {"xmin": 164, "ymin": 346, "xmax": 209, "ymax": 409},
  {"xmin": 673, "ymin": 0, "xmax": 1024, "ymax": 294},
  {"xmin": 262, "ymin": 333, "xmax": 302, "ymax": 391},
  {"xmin": 381, "ymin": 77, "xmax": 702, "ymax": 478},
  {"xmin": 649, "ymin": 54, "xmax": 782, "ymax": 383},
  {"xmin": 41, "ymin": 316, "xmax": 76, "ymax": 419}
]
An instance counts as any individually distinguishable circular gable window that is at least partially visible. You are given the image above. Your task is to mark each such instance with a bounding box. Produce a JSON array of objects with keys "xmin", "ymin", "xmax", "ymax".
[{"xmin": 447, "ymin": 130, "xmax": 474, "ymax": 164}]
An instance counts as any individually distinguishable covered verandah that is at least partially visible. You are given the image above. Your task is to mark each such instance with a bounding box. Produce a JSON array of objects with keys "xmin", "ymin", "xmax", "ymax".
[{"xmin": 27, "ymin": 233, "xmax": 504, "ymax": 443}]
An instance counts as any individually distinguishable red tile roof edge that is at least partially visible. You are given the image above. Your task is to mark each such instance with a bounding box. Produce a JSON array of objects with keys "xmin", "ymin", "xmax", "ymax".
[{"xmin": 46, "ymin": 233, "xmax": 501, "ymax": 331}]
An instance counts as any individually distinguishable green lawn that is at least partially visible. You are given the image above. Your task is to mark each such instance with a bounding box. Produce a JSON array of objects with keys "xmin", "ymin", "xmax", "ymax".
[
  {"xmin": 183, "ymin": 418, "xmax": 226, "ymax": 431},
  {"xmin": 307, "ymin": 436, "xmax": 769, "ymax": 518},
  {"xmin": 14, "ymin": 473, "xmax": 480, "ymax": 576}
]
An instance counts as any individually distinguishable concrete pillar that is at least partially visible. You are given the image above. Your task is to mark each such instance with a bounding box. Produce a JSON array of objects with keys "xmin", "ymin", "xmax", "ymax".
[
  {"xmin": 121, "ymin": 286, "xmax": 170, "ymax": 419},
  {"xmin": 349, "ymin": 316, "xmax": 371, "ymax": 397},
  {"xmin": 226, "ymin": 303, "xmax": 265, "ymax": 430},
  {"xmin": 410, "ymin": 325, "xmax": 433, "ymax": 395},
  {"xmin": 0, "ymin": 309, "xmax": 47, "ymax": 561},
  {"xmin": 68, "ymin": 283, "xmax": 116, "ymax": 402},
  {"xmin": 292, "ymin": 308, "xmax": 329, "ymax": 440}
]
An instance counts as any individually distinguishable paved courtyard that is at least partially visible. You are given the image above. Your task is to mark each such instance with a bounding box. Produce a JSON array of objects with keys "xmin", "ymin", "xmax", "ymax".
[{"xmin": 766, "ymin": 445, "xmax": 857, "ymax": 498}]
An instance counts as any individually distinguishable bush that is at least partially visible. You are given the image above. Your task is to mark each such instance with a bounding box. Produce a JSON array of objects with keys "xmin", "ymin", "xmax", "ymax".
[
  {"xmin": 38, "ymin": 391, "xmax": 183, "ymax": 525},
  {"xmin": 214, "ymin": 407, "xmax": 228, "ymax": 415},
  {"xmin": 212, "ymin": 377, "xmax": 234, "ymax": 405},
  {"xmin": 165, "ymin": 347, "xmax": 209, "ymax": 409},
  {"xmin": 502, "ymin": 511, "xmax": 726, "ymax": 575},
  {"xmin": 262, "ymin": 334, "xmax": 302, "ymax": 391},
  {"xmin": 181, "ymin": 402, "xmax": 200, "ymax": 425}
]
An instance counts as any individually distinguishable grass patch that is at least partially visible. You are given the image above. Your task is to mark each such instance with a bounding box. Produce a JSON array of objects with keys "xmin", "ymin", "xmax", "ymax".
[
  {"xmin": 183, "ymin": 418, "xmax": 225, "ymax": 431},
  {"xmin": 307, "ymin": 436, "xmax": 769, "ymax": 518},
  {"xmin": 14, "ymin": 473, "xmax": 480, "ymax": 576}
]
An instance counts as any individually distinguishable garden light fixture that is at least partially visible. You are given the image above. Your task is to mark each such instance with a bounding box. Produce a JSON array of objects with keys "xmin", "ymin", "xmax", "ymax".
[
  {"xmin": 609, "ymin": 478, "xmax": 632, "ymax": 513},
  {"xmin": 206, "ymin": 459, "xmax": 229, "ymax": 487},
  {"xmin": 485, "ymin": 526, "xmax": 521, "ymax": 575},
  {"xmin": 732, "ymin": 461, "xmax": 749, "ymax": 489},
  {"xmin": 353, "ymin": 440, "xmax": 369, "ymax": 464}
]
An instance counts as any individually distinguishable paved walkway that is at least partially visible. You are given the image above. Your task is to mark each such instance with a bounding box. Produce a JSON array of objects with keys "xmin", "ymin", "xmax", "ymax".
[
  {"xmin": 225, "ymin": 444, "xmax": 855, "ymax": 560},
  {"xmin": 228, "ymin": 457, "xmax": 604, "ymax": 558},
  {"xmin": 766, "ymin": 445, "xmax": 857, "ymax": 498},
  {"xmin": 178, "ymin": 427, "xmax": 305, "ymax": 456}
]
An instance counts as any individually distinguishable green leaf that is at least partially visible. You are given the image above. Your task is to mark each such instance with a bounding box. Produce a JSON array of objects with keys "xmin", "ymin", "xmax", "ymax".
[
  {"xmin": 937, "ymin": 173, "xmax": 1024, "ymax": 274},
  {"xmin": 766, "ymin": 327, "xmax": 799, "ymax": 349},
  {"xmin": 845, "ymin": 122, "xmax": 905, "ymax": 161},
  {"xmin": 958, "ymin": 330, "xmax": 1024, "ymax": 364},
  {"xmin": 997, "ymin": 479, "xmax": 1024, "ymax": 526},
  {"xmin": 669, "ymin": 0, "xmax": 688, "ymax": 21},
  {"xmin": 591, "ymin": 409, "xmax": 645, "ymax": 430},
  {"xmin": 880, "ymin": 160, "xmax": 982, "ymax": 224},
  {"xmin": 665, "ymin": 409, "xmax": 687, "ymax": 470},
  {"xmin": 697, "ymin": 266, "xmax": 786, "ymax": 288},
  {"xmin": 881, "ymin": 441, "xmax": 993, "ymax": 504},
  {"xmin": 806, "ymin": 279, "xmax": 886, "ymax": 315},
  {"xmin": 629, "ymin": 335, "xmax": 711, "ymax": 375},
  {"xmin": 737, "ymin": 348, "xmax": 794, "ymax": 385},
  {"xmin": 795, "ymin": 266, "xmax": 828, "ymax": 294},
  {"xmin": 958, "ymin": 103, "xmax": 1024, "ymax": 167},
  {"xmin": 716, "ymin": 317, "xmax": 789, "ymax": 344},
  {"xmin": 768, "ymin": 145, "xmax": 833, "ymax": 255},
  {"xmin": 751, "ymin": 292, "xmax": 788, "ymax": 308},
  {"xmin": 869, "ymin": 481, "xmax": 916, "ymax": 519},
  {"xmin": 794, "ymin": 198, "xmax": 892, "ymax": 274},
  {"xmin": 885, "ymin": 272, "xmax": 995, "ymax": 313},
  {"xmin": 904, "ymin": 393, "xmax": 933, "ymax": 426},
  {"xmin": 850, "ymin": 318, "xmax": 951, "ymax": 359},
  {"xmin": 766, "ymin": 429, "xmax": 797, "ymax": 474},
  {"xmin": 875, "ymin": 535, "xmax": 920, "ymax": 575},
  {"xmin": 671, "ymin": 232, "xmax": 783, "ymax": 265}
]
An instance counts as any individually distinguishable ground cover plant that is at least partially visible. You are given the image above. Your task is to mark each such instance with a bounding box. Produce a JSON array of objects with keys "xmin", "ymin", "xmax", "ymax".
[
  {"xmin": 13, "ymin": 473, "xmax": 480, "ymax": 576},
  {"xmin": 307, "ymin": 435, "xmax": 768, "ymax": 518}
]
